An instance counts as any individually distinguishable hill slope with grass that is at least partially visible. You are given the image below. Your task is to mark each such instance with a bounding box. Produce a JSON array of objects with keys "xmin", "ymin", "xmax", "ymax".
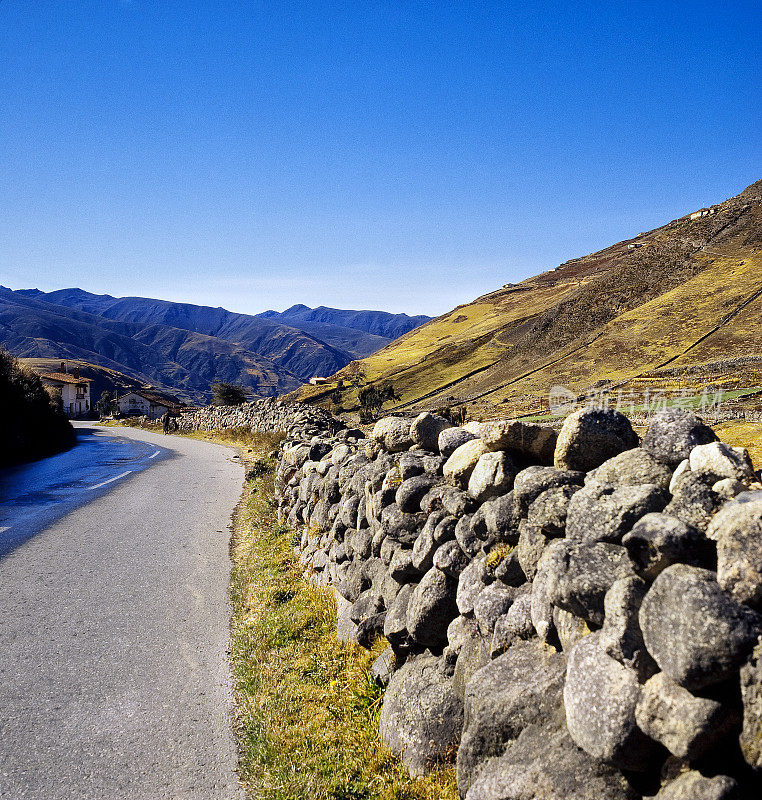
[{"xmin": 293, "ymin": 179, "xmax": 762, "ymax": 419}]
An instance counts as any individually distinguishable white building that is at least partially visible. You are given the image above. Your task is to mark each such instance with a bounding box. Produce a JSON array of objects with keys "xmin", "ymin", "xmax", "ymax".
[
  {"xmin": 115, "ymin": 389, "xmax": 179, "ymax": 419},
  {"xmin": 39, "ymin": 364, "xmax": 93, "ymax": 418}
]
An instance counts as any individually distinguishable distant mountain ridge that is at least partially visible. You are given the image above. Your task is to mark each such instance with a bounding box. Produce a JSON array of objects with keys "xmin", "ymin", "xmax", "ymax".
[
  {"xmin": 259, "ymin": 304, "xmax": 431, "ymax": 339},
  {"xmin": 0, "ymin": 288, "xmax": 430, "ymax": 403}
]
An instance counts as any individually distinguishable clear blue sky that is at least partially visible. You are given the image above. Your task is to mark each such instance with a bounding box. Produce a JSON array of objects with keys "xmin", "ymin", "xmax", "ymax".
[{"xmin": 1, "ymin": 1, "xmax": 760, "ymax": 315}]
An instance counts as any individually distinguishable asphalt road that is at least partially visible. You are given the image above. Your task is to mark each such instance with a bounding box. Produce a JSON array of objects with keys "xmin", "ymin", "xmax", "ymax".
[{"xmin": 0, "ymin": 424, "xmax": 245, "ymax": 799}]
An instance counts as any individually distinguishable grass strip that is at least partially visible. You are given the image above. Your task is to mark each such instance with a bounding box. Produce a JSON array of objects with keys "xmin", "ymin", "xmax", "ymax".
[{"xmin": 225, "ymin": 430, "xmax": 457, "ymax": 800}]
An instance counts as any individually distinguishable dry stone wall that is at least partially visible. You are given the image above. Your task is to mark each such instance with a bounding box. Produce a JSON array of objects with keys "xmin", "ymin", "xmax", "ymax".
[
  {"xmin": 176, "ymin": 397, "xmax": 343, "ymax": 439},
  {"xmin": 275, "ymin": 406, "xmax": 762, "ymax": 800}
]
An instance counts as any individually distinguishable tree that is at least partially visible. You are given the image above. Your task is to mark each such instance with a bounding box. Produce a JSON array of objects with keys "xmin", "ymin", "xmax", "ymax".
[
  {"xmin": 96, "ymin": 390, "xmax": 113, "ymax": 418},
  {"xmin": 358, "ymin": 383, "xmax": 400, "ymax": 418},
  {"xmin": 211, "ymin": 382, "xmax": 248, "ymax": 406}
]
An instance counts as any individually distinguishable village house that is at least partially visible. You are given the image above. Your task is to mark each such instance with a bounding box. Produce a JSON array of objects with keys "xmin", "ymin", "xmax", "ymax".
[
  {"xmin": 39, "ymin": 363, "xmax": 93, "ymax": 418},
  {"xmin": 115, "ymin": 389, "xmax": 181, "ymax": 420}
]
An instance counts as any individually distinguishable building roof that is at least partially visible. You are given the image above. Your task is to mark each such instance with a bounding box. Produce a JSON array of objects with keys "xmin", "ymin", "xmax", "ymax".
[
  {"xmin": 119, "ymin": 389, "xmax": 182, "ymax": 408},
  {"xmin": 39, "ymin": 372, "xmax": 93, "ymax": 385}
]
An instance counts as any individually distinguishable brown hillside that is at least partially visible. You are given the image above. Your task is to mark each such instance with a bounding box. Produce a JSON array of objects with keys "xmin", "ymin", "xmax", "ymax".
[{"xmin": 291, "ymin": 180, "xmax": 762, "ymax": 420}]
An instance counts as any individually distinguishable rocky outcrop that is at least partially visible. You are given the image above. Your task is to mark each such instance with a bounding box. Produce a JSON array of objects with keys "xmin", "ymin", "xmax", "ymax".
[{"xmin": 274, "ymin": 406, "xmax": 762, "ymax": 798}]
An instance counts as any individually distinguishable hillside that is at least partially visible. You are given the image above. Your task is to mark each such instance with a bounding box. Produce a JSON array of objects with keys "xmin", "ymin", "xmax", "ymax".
[
  {"xmin": 294, "ymin": 179, "xmax": 762, "ymax": 419},
  {"xmin": 0, "ymin": 288, "xmax": 430, "ymax": 404}
]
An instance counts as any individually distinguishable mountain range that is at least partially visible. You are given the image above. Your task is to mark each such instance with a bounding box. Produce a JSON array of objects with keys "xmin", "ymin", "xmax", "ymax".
[
  {"xmin": 0, "ymin": 287, "xmax": 430, "ymax": 404},
  {"xmin": 294, "ymin": 179, "xmax": 762, "ymax": 419}
]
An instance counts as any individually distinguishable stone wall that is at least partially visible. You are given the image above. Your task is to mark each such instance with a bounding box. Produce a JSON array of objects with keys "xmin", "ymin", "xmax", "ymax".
[
  {"xmin": 275, "ymin": 407, "xmax": 762, "ymax": 799},
  {"xmin": 176, "ymin": 397, "xmax": 343, "ymax": 439}
]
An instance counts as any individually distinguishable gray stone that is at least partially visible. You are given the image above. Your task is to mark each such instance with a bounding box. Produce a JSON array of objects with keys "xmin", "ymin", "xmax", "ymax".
[
  {"xmin": 388, "ymin": 547, "xmax": 420, "ymax": 582},
  {"xmin": 370, "ymin": 647, "xmax": 396, "ymax": 684},
  {"xmin": 553, "ymin": 606, "xmax": 591, "ymax": 652},
  {"xmin": 446, "ymin": 614, "xmax": 478, "ymax": 655},
  {"xmin": 433, "ymin": 539, "xmax": 470, "ymax": 578},
  {"xmin": 740, "ymin": 641, "xmax": 762, "ymax": 770},
  {"xmin": 639, "ymin": 564, "xmax": 762, "ymax": 690},
  {"xmin": 713, "ymin": 477, "xmax": 749, "ymax": 502},
  {"xmin": 444, "ymin": 439, "xmax": 491, "ymax": 487},
  {"xmin": 516, "ymin": 520, "xmax": 551, "ymax": 581},
  {"xmin": 378, "ymin": 655, "xmax": 463, "ymax": 777},
  {"xmin": 481, "ymin": 492, "xmax": 522, "ymax": 544},
  {"xmin": 406, "ymin": 567, "xmax": 459, "ymax": 649},
  {"xmin": 411, "ymin": 509, "xmax": 448, "ymax": 573},
  {"xmin": 433, "ymin": 513, "xmax": 458, "ymax": 544},
  {"xmin": 457, "ymin": 640, "xmax": 567, "ymax": 796},
  {"xmin": 490, "ymin": 593, "xmax": 533, "ymax": 658},
  {"xmin": 653, "ymin": 770, "xmax": 739, "ymax": 800},
  {"xmin": 635, "ymin": 672, "xmax": 739, "ymax": 759},
  {"xmin": 453, "ymin": 629, "xmax": 492, "ymax": 700},
  {"xmin": 384, "ymin": 582, "xmax": 414, "ymax": 650},
  {"xmin": 492, "ymin": 546, "xmax": 525, "ymax": 586},
  {"xmin": 526, "ymin": 484, "xmax": 579, "ymax": 536},
  {"xmin": 350, "ymin": 589, "xmax": 384, "ymax": 625},
  {"xmin": 642, "ymin": 408, "xmax": 718, "ymax": 468},
  {"xmin": 457, "ymin": 555, "xmax": 493, "ymax": 616},
  {"xmin": 379, "ymin": 535, "xmax": 400, "ymax": 566},
  {"xmin": 600, "ymin": 575, "xmax": 657, "ymax": 680},
  {"xmin": 420, "ymin": 484, "xmax": 451, "ymax": 514},
  {"xmin": 588, "ymin": 447, "xmax": 673, "ymax": 489},
  {"xmin": 566, "ymin": 481, "xmax": 669, "ymax": 543},
  {"xmin": 439, "ymin": 426, "xmax": 478, "ymax": 458},
  {"xmin": 380, "ymin": 503, "xmax": 425, "ymax": 545},
  {"xmin": 372, "ymin": 416, "xmax": 414, "ymax": 452},
  {"xmin": 456, "ymin": 513, "xmax": 481, "ymax": 558},
  {"xmin": 411, "ymin": 412, "xmax": 452, "ymax": 452},
  {"xmin": 554, "ymin": 407, "xmax": 639, "ymax": 472},
  {"xmin": 422, "ymin": 454, "xmax": 446, "ymax": 476},
  {"xmin": 396, "ymin": 474, "xmax": 438, "ymax": 513},
  {"xmin": 530, "ymin": 564, "xmax": 555, "ymax": 643},
  {"xmin": 340, "ymin": 494, "xmax": 361, "ymax": 528},
  {"xmin": 356, "ymin": 611, "xmax": 386, "ymax": 649},
  {"xmin": 669, "ymin": 458, "xmax": 691, "ymax": 493},
  {"xmin": 335, "ymin": 590, "xmax": 359, "ymax": 644},
  {"xmin": 564, "ymin": 632, "xmax": 659, "ymax": 770},
  {"xmin": 480, "ymin": 419, "xmax": 558, "ymax": 465},
  {"xmin": 536, "ymin": 539, "xmax": 636, "ymax": 627},
  {"xmin": 690, "ymin": 441, "xmax": 756, "ymax": 485},
  {"xmin": 707, "ymin": 496, "xmax": 762, "ymax": 608},
  {"xmin": 664, "ymin": 471, "xmax": 720, "ymax": 532},
  {"xmin": 622, "ymin": 512, "xmax": 711, "ymax": 580},
  {"xmin": 513, "ymin": 466, "xmax": 585, "ymax": 517},
  {"xmin": 473, "ymin": 582, "xmax": 519, "ymax": 636},
  {"xmin": 440, "ymin": 486, "xmax": 477, "ymax": 517},
  {"xmin": 398, "ymin": 452, "xmax": 425, "ymax": 480},
  {"xmin": 463, "ymin": 718, "xmax": 638, "ymax": 800},
  {"xmin": 468, "ymin": 450, "xmax": 517, "ymax": 502}
]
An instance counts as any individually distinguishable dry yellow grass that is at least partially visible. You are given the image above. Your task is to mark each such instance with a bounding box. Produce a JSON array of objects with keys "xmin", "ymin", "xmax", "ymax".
[
  {"xmin": 226, "ymin": 432, "xmax": 457, "ymax": 800},
  {"xmin": 712, "ymin": 421, "xmax": 762, "ymax": 469}
]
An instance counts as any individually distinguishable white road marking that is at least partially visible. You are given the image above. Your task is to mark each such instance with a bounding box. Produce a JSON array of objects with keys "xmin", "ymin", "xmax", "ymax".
[
  {"xmin": 88, "ymin": 471, "xmax": 132, "ymax": 491},
  {"xmin": 149, "ymin": 450, "xmax": 160, "ymax": 459}
]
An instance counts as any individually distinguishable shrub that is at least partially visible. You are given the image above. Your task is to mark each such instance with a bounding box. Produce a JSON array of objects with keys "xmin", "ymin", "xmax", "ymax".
[{"xmin": 0, "ymin": 348, "xmax": 75, "ymax": 467}]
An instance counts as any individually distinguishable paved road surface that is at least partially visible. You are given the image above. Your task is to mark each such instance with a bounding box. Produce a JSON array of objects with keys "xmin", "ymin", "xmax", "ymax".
[{"xmin": 0, "ymin": 424, "xmax": 244, "ymax": 799}]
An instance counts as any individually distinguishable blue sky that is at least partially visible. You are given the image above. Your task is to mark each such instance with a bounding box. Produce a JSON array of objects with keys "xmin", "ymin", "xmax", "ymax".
[{"xmin": 1, "ymin": 1, "xmax": 760, "ymax": 315}]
